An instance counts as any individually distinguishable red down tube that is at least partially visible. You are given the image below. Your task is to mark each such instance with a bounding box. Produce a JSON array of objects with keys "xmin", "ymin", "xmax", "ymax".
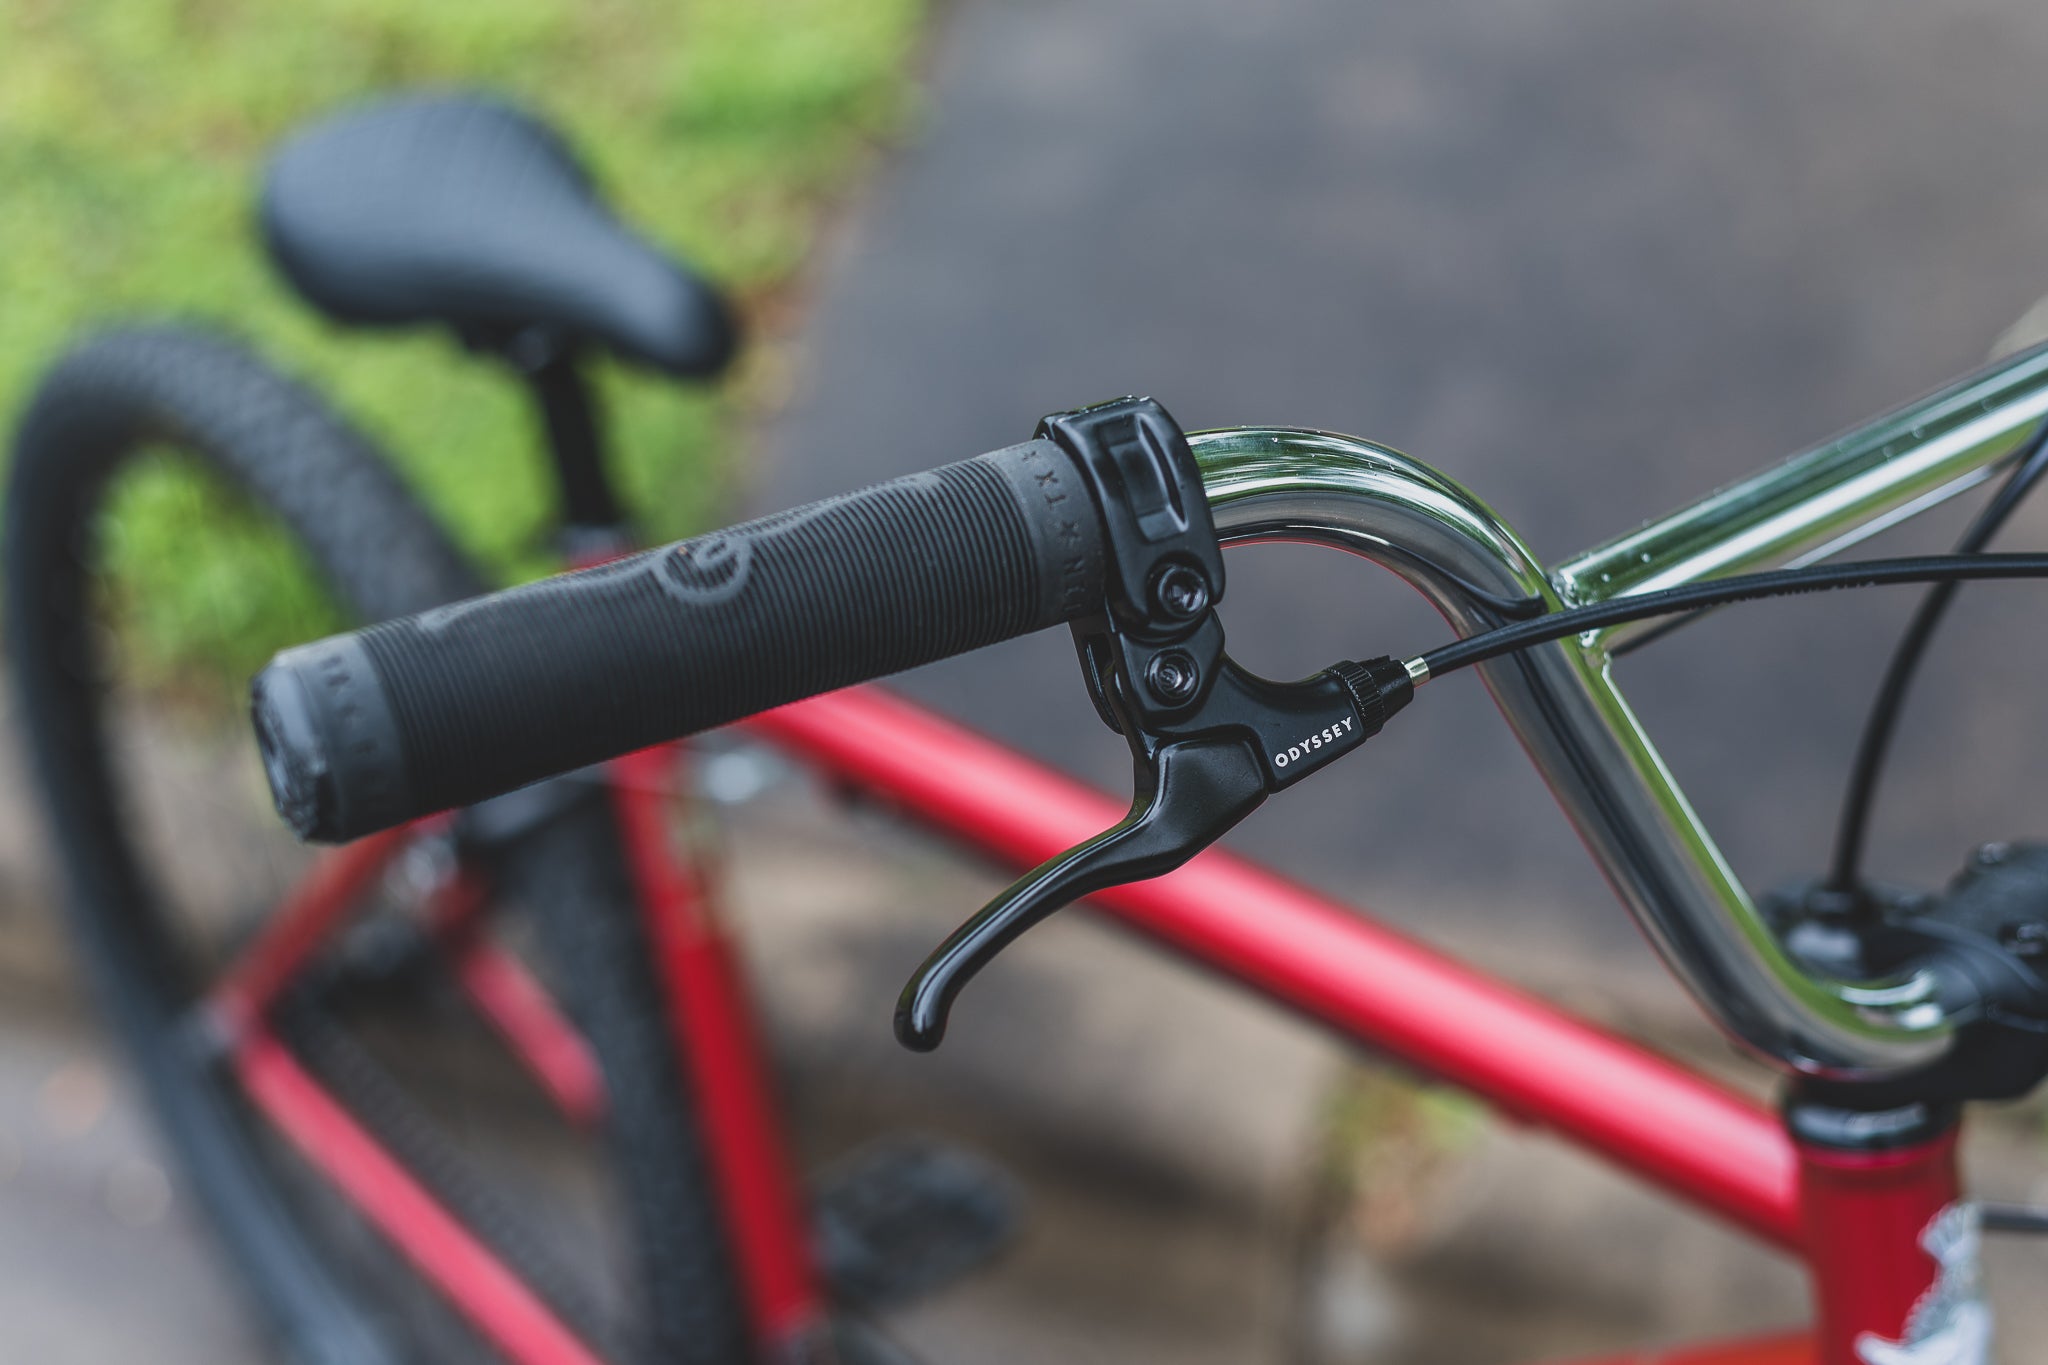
[{"xmin": 744, "ymin": 686, "xmax": 1803, "ymax": 1252}]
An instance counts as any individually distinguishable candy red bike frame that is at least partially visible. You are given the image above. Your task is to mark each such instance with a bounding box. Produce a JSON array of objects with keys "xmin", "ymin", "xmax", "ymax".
[
  {"xmin": 216, "ymin": 340, "xmax": 2048, "ymax": 1363},
  {"xmin": 208, "ymin": 683, "xmax": 1959, "ymax": 1365},
  {"xmin": 746, "ymin": 687, "xmax": 1959, "ymax": 1365}
]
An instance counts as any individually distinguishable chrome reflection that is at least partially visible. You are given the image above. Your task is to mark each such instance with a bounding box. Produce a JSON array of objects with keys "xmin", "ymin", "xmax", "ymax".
[
  {"xmin": 1559, "ymin": 342, "xmax": 2048, "ymax": 639},
  {"xmin": 1189, "ymin": 343, "xmax": 2048, "ymax": 1075},
  {"xmin": 1186, "ymin": 426, "xmax": 1941, "ymax": 1077}
]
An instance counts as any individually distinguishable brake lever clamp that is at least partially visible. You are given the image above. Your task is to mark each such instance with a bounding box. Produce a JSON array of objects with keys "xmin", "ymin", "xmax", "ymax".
[{"xmin": 894, "ymin": 397, "xmax": 1416, "ymax": 1051}]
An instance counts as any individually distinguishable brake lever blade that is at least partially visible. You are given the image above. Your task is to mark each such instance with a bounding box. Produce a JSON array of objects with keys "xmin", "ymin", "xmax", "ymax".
[{"xmin": 894, "ymin": 737, "xmax": 1268, "ymax": 1051}]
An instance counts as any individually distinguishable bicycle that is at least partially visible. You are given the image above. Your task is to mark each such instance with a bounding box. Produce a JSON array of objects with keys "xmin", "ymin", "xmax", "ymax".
[
  {"xmin": 248, "ymin": 128, "xmax": 2048, "ymax": 1365},
  {"xmin": 19, "ymin": 89, "xmax": 2048, "ymax": 1365}
]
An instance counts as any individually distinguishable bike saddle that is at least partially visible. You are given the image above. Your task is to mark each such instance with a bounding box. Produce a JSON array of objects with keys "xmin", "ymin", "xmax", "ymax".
[{"xmin": 261, "ymin": 92, "xmax": 736, "ymax": 377}]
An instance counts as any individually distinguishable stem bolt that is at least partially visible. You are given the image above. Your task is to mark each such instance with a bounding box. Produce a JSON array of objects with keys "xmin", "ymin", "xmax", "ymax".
[
  {"xmin": 2000, "ymin": 921, "xmax": 2048, "ymax": 961},
  {"xmin": 1150, "ymin": 563, "xmax": 1210, "ymax": 622},
  {"xmin": 1146, "ymin": 650, "xmax": 1201, "ymax": 704}
]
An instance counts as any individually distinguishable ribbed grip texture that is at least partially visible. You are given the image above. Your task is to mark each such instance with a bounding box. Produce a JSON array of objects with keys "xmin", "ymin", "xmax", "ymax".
[{"xmin": 255, "ymin": 439, "xmax": 1106, "ymax": 841}]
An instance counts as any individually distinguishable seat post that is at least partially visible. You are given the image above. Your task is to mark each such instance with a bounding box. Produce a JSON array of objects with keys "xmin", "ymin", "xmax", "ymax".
[
  {"xmin": 524, "ymin": 351, "xmax": 622, "ymax": 534},
  {"xmin": 480, "ymin": 326, "xmax": 627, "ymax": 544}
]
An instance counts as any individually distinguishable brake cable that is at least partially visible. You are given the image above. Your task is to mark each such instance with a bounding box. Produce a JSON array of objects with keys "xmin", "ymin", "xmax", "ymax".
[
  {"xmin": 1981, "ymin": 1204, "xmax": 2048, "ymax": 1235},
  {"xmin": 1825, "ymin": 421, "xmax": 2048, "ymax": 895},
  {"xmin": 1409, "ymin": 551, "xmax": 2048, "ymax": 680}
]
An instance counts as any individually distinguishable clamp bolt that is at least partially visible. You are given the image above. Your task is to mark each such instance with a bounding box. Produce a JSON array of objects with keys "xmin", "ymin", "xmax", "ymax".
[
  {"xmin": 2001, "ymin": 921, "xmax": 2048, "ymax": 961},
  {"xmin": 1975, "ymin": 841, "xmax": 2014, "ymax": 868},
  {"xmin": 1150, "ymin": 563, "xmax": 1211, "ymax": 622},
  {"xmin": 1146, "ymin": 650, "xmax": 1201, "ymax": 704}
]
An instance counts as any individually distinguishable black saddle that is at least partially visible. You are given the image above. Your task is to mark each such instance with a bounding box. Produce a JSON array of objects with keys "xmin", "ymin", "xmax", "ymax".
[{"xmin": 261, "ymin": 93, "xmax": 735, "ymax": 377}]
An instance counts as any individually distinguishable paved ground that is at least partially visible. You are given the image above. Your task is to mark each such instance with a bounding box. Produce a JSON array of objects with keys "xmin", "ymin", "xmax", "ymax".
[
  {"xmin": 14, "ymin": 0, "xmax": 2048, "ymax": 1362},
  {"xmin": 0, "ymin": 984, "xmax": 267, "ymax": 1365}
]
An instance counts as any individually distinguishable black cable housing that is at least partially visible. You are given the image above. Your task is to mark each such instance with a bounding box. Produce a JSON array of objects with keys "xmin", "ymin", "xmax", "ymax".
[
  {"xmin": 1825, "ymin": 423, "xmax": 2048, "ymax": 892},
  {"xmin": 1982, "ymin": 1203, "xmax": 2048, "ymax": 1235},
  {"xmin": 1416, "ymin": 553, "xmax": 2048, "ymax": 679}
]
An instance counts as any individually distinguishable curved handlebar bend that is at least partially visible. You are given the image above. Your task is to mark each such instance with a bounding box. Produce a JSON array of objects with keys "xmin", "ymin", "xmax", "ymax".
[{"xmin": 1188, "ymin": 425, "xmax": 1966, "ymax": 1082}]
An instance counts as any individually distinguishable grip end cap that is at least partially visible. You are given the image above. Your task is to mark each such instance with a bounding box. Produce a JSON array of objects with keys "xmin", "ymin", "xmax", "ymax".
[
  {"xmin": 251, "ymin": 634, "xmax": 411, "ymax": 843},
  {"xmin": 251, "ymin": 659, "xmax": 332, "ymax": 840}
]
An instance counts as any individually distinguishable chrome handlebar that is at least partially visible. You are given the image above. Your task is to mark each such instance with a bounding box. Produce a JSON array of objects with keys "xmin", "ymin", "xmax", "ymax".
[{"xmin": 1189, "ymin": 340, "xmax": 2048, "ymax": 1078}]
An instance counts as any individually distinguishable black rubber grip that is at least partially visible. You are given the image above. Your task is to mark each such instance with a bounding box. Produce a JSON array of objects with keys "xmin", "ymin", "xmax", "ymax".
[{"xmin": 254, "ymin": 439, "xmax": 1106, "ymax": 842}]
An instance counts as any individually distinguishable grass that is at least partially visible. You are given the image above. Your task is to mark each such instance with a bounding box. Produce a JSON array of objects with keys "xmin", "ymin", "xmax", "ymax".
[{"xmin": 0, "ymin": 0, "xmax": 928, "ymax": 687}]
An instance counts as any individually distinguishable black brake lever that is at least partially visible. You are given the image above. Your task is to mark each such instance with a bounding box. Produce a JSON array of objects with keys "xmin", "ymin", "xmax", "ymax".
[
  {"xmin": 893, "ymin": 398, "xmax": 1415, "ymax": 1051},
  {"xmin": 895, "ymin": 735, "xmax": 1266, "ymax": 1050}
]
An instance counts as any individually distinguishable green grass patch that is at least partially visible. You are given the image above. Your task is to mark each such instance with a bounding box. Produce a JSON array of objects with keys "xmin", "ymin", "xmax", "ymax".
[
  {"xmin": 1, "ymin": 0, "xmax": 928, "ymax": 685},
  {"xmin": 96, "ymin": 452, "xmax": 349, "ymax": 699}
]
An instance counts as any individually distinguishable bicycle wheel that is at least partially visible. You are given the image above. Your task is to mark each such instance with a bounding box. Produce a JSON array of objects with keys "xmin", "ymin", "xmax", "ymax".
[{"xmin": 4, "ymin": 326, "xmax": 750, "ymax": 1365}]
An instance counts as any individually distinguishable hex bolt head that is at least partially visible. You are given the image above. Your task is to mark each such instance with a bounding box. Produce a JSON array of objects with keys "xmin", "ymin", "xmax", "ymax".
[
  {"xmin": 1975, "ymin": 841, "xmax": 2013, "ymax": 868},
  {"xmin": 2001, "ymin": 921, "xmax": 2048, "ymax": 960},
  {"xmin": 1150, "ymin": 562, "xmax": 1211, "ymax": 622},
  {"xmin": 1145, "ymin": 649, "xmax": 1201, "ymax": 704}
]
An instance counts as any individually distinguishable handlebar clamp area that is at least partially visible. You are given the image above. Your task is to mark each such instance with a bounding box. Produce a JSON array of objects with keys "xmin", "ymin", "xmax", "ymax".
[{"xmin": 1772, "ymin": 849, "xmax": 2048, "ymax": 1109}]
